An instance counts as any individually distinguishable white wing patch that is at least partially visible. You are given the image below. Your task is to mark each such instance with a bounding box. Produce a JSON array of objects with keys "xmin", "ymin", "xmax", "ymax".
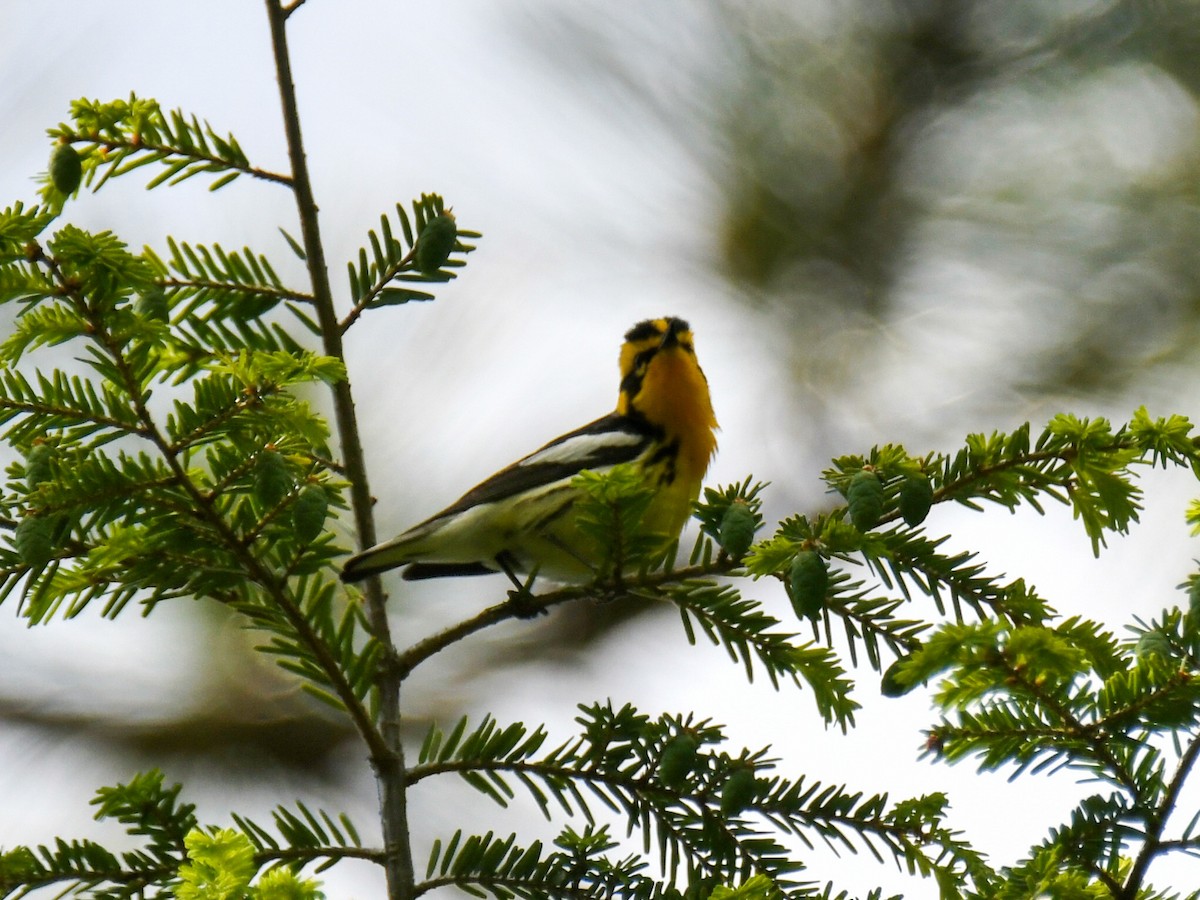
[{"xmin": 518, "ymin": 430, "xmax": 645, "ymax": 468}]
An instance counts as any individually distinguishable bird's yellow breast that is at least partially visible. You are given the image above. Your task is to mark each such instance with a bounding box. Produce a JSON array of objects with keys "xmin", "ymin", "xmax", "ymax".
[{"xmin": 635, "ymin": 346, "xmax": 718, "ymax": 488}]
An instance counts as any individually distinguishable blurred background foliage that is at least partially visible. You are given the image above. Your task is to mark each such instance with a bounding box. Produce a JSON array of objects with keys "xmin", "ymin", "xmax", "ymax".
[
  {"xmin": 535, "ymin": 0, "xmax": 1200, "ymax": 421},
  {"xmin": 4, "ymin": 1, "xmax": 1200, "ymax": 894}
]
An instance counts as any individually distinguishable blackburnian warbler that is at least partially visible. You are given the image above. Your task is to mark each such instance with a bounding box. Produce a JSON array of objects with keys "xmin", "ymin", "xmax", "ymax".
[{"xmin": 340, "ymin": 317, "xmax": 718, "ymax": 585}]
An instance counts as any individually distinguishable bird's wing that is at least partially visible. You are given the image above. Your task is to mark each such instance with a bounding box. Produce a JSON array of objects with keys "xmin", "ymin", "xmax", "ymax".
[
  {"xmin": 339, "ymin": 413, "xmax": 658, "ymax": 583},
  {"xmin": 425, "ymin": 412, "xmax": 658, "ymax": 522}
]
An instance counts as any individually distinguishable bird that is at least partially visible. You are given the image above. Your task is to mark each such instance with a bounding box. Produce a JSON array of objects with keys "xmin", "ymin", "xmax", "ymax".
[{"xmin": 340, "ymin": 316, "xmax": 718, "ymax": 587}]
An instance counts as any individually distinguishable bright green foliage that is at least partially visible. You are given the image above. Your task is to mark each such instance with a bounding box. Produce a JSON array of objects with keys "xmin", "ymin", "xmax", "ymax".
[
  {"xmin": 42, "ymin": 94, "xmax": 259, "ymax": 202},
  {"xmin": 708, "ymin": 875, "xmax": 780, "ymax": 900},
  {"xmin": 572, "ymin": 463, "xmax": 676, "ymax": 578},
  {"xmin": 252, "ymin": 868, "xmax": 326, "ymax": 900},
  {"xmin": 0, "ymin": 769, "xmax": 361, "ymax": 898},
  {"xmin": 177, "ymin": 829, "xmax": 258, "ymax": 900},
  {"xmin": 177, "ymin": 829, "xmax": 326, "ymax": 900},
  {"xmin": 411, "ymin": 704, "xmax": 979, "ymax": 895}
]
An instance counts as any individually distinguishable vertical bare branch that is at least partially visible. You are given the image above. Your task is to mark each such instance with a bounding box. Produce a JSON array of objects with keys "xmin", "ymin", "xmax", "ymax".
[{"xmin": 262, "ymin": 2, "xmax": 412, "ymax": 898}]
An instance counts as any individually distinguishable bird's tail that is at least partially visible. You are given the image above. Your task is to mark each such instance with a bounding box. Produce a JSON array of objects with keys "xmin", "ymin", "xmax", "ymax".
[{"xmin": 340, "ymin": 537, "xmax": 419, "ymax": 583}]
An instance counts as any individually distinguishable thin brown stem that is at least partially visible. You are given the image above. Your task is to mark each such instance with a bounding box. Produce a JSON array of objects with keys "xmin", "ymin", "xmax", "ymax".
[
  {"xmin": 262, "ymin": 3, "xmax": 412, "ymax": 898},
  {"xmin": 160, "ymin": 276, "xmax": 315, "ymax": 305},
  {"xmin": 395, "ymin": 559, "xmax": 740, "ymax": 676},
  {"xmin": 338, "ymin": 246, "xmax": 417, "ymax": 334},
  {"xmin": 1121, "ymin": 731, "xmax": 1200, "ymax": 898},
  {"xmin": 71, "ymin": 134, "xmax": 294, "ymax": 188}
]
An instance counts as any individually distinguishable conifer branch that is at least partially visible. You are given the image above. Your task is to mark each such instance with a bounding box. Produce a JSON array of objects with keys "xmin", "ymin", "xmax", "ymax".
[
  {"xmin": 75, "ymin": 132, "xmax": 292, "ymax": 188},
  {"xmin": 1009, "ymin": 662, "xmax": 1142, "ymax": 793},
  {"xmin": 408, "ymin": 708, "xmax": 973, "ymax": 891},
  {"xmin": 47, "ymin": 96, "xmax": 291, "ymax": 198},
  {"xmin": 161, "ymin": 276, "xmax": 314, "ymax": 305},
  {"xmin": 0, "ymin": 394, "xmax": 145, "ymax": 438},
  {"xmin": 1121, "ymin": 732, "xmax": 1200, "ymax": 898},
  {"xmin": 339, "ymin": 244, "xmax": 417, "ymax": 333},
  {"xmin": 165, "ymin": 384, "xmax": 284, "ymax": 454},
  {"xmin": 337, "ymin": 197, "xmax": 476, "ymax": 334},
  {"xmin": 26, "ymin": 242, "xmax": 386, "ymax": 761},
  {"xmin": 395, "ymin": 559, "xmax": 740, "ymax": 677}
]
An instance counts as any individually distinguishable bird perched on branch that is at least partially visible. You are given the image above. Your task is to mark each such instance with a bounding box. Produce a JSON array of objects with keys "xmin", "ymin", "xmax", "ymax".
[{"xmin": 341, "ymin": 316, "xmax": 718, "ymax": 587}]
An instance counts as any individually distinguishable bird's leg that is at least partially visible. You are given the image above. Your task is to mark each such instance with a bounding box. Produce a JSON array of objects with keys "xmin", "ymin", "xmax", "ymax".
[
  {"xmin": 497, "ymin": 553, "xmax": 546, "ymax": 619},
  {"xmin": 538, "ymin": 533, "xmax": 619, "ymax": 603}
]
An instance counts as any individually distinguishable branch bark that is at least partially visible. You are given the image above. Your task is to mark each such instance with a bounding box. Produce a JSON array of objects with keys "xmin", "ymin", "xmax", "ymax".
[{"xmin": 262, "ymin": 3, "xmax": 412, "ymax": 898}]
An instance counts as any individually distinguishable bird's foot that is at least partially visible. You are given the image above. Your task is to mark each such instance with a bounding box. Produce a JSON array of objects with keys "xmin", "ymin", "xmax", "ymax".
[
  {"xmin": 505, "ymin": 586, "xmax": 547, "ymax": 619},
  {"xmin": 497, "ymin": 554, "xmax": 546, "ymax": 619}
]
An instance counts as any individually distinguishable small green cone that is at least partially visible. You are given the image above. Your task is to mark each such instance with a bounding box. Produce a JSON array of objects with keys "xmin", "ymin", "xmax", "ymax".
[
  {"xmin": 292, "ymin": 484, "xmax": 329, "ymax": 543},
  {"xmin": 50, "ymin": 142, "xmax": 83, "ymax": 195},
  {"xmin": 899, "ymin": 474, "xmax": 934, "ymax": 527},
  {"xmin": 253, "ymin": 450, "xmax": 292, "ymax": 508},
  {"xmin": 880, "ymin": 655, "xmax": 916, "ymax": 697},
  {"xmin": 717, "ymin": 500, "xmax": 756, "ymax": 558},
  {"xmin": 136, "ymin": 287, "xmax": 170, "ymax": 322},
  {"xmin": 15, "ymin": 514, "xmax": 55, "ymax": 566},
  {"xmin": 847, "ymin": 469, "xmax": 884, "ymax": 531},
  {"xmin": 719, "ymin": 767, "xmax": 757, "ymax": 816},
  {"xmin": 787, "ymin": 551, "xmax": 828, "ymax": 622},
  {"xmin": 658, "ymin": 733, "xmax": 700, "ymax": 790},
  {"xmin": 415, "ymin": 213, "xmax": 458, "ymax": 275},
  {"xmin": 25, "ymin": 443, "xmax": 54, "ymax": 491}
]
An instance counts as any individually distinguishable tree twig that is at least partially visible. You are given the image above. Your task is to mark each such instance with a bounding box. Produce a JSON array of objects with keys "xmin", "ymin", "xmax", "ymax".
[
  {"xmin": 395, "ymin": 559, "xmax": 740, "ymax": 676},
  {"xmin": 262, "ymin": 3, "xmax": 412, "ymax": 898},
  {"xmin": 1121, "ymin": 730, "xmax": 1200, "ymax": 898}
]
